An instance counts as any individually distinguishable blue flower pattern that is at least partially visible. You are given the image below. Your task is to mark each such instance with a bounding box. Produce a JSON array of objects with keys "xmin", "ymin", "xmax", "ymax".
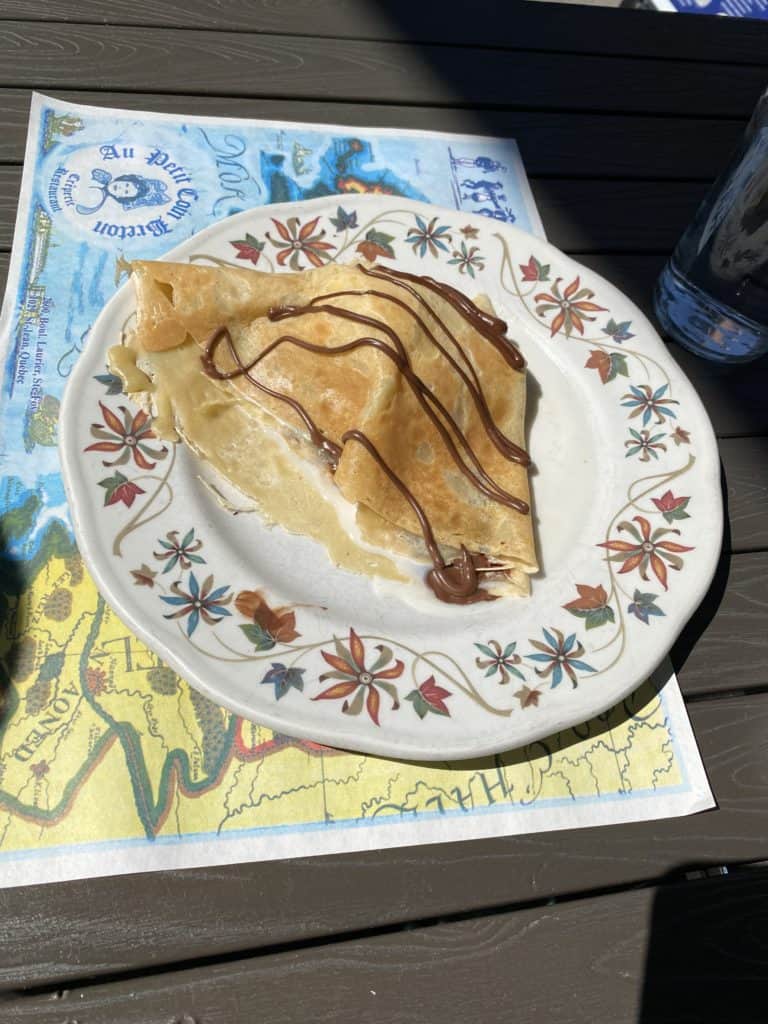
[
  {"xmin": 160, "ymin": 571, "xmax": 232, "ymax": 637},
  {"xmin": 526, "ymin": 627, "xmax": 596, "ymax": 689}
]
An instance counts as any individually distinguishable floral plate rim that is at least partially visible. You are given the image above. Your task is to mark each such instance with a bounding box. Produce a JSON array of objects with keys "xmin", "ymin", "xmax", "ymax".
[{"xmin": 59, "ymin": 194, "xmax": 722, "ymax": 760}]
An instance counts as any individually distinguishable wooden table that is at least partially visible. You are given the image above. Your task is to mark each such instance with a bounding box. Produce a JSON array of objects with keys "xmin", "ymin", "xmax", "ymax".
[{"xmin": 1, "ymin": 3, "xmax": 768, "ymax": 1020}]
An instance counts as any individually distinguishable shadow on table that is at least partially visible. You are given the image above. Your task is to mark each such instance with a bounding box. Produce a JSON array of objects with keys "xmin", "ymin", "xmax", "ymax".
[
  {"xmin": 669, "ymin": 461, "xmax": 732, "ymax": 679},
  {"xmin": 0, "ymin": 522, "xmax": 30, "ymax": 725},
  {"xmin": 639, "ymin": 865, "xmax": 768, "ymax": 1024},
  {"xmin": 370, "ymin": 0, "xmax": 768, "ymax": 440}
]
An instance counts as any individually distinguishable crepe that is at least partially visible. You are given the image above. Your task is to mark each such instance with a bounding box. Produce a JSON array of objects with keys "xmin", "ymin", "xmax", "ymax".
[{"xmin": 120, "ymin": 258, "xmax": 537, "ymax": 598}]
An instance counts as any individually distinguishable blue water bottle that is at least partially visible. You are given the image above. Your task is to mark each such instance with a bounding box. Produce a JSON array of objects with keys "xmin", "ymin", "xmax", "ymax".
[{"xmin": 654, "ymin": 88, "xmax": 768, "ymax": 363}]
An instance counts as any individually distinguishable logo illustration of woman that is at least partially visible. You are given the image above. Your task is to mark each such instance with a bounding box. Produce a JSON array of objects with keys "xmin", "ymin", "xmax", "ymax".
[{"xmin": 75, "ymin": 168, "xmax": 170, "ymax": 214}]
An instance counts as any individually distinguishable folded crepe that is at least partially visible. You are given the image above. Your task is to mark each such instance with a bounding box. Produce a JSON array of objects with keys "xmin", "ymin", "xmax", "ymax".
[{"xmin": 122, "ymin": 258, "xmax": 537, "ymax": 598}]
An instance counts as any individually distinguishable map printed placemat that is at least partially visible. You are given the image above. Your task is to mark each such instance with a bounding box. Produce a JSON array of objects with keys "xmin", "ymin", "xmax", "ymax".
[{"xmin": 0, "ymin": 94, "xmax": 713, "ymax": 889}]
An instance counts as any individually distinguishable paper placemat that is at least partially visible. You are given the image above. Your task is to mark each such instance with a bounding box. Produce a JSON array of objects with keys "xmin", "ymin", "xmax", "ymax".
[{"xmin": 0, "ymin": 94, "xmax": 713, "ymax": 889}]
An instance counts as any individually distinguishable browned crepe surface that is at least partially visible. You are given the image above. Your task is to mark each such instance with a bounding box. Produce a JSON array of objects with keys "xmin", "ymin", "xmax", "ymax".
[{"xmin": 130, "ymin": 259, "xmax": 537, "ymax": 576}]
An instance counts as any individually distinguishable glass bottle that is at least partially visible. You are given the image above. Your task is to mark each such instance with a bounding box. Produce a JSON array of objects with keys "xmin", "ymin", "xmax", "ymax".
[{"xmin": 654, "ymin": 88, "xmax": 768, "ymax": 363}]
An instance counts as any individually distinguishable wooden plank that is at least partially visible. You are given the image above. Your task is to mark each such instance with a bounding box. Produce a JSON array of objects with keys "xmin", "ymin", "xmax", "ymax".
[
  {"xmin": 2, "ymin": 685, "xmax": 768, "ymax": 990},
  {"xmin": 672, "ymin": 552, "xmax": 768, "ymax": 697},
  {"xmin": 6, "ymin": 868, "xmax": 768, "ymax": 1019},
  {"xmin": 665, "ymin": 349, "xmax": 768, "ymax": 439},
  {"xmin": 0, "ymin": 24, "xmax": 764, "ymax": 117},
  {"xmin": 0, "ymin": 162, "xmax": 707, "ymax": 253},
  {"xmin": 0, "ymin": 165, "xmax": 21, "ymax": 250},
  {"xmin": 0, "ymin": 0, "xmax": 766, "ymax": 65},
  {"xmin": 0, "ymin": 89, "xmax": 747, "ymax": 179},
  {"xmin": 0, "ymin": 244, "xmax": 661, "ymax": 318},
  {"xmin": 1, "ymin": 172, "xmax": 767, "ymax": 435},
  {"xmin": 720, "ymin": 437, "xmax": 768, "ymax": 552},
  {"xmin": 576, "ymin": 251, "xmax": 662, "ymax": 317},
  {"xmin": 531, "ymin": 179, "xmax": 707, "ymax": 251},
  {"xmin": 1, "ymin": 220, "xmax": 767, "ymax": 438}
]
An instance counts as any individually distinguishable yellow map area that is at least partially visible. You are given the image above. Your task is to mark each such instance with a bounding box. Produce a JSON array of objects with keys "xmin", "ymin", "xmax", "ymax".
[{"xmin": 0, "ymin": 532, "xmax": 682, "ymax": 856}]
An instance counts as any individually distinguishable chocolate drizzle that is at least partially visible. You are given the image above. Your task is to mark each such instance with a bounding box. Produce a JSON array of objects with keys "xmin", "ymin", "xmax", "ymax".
[
  {"xmin": 301, "ymin": 285, "xmax": 529, "ymax": 467},
  {"xmin": 201, "ymin": 325, "xmax": 344, "ymax": 468},
  {"xmin": 201, "ymin": 264, "xmax": 530, "ymax": 603},
  {"xmin": 362, "ymin": 264, "xmax": 525, "ymax": 372},
  {"xmin": 342, "ymin": 431, "xmax": 497, "ymax": 605}
]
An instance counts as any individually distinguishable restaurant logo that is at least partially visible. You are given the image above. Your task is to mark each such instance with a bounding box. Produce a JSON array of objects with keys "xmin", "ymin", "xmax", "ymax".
[{"xmin": 45, "ymin": 142, "xmax": 200, "ymax": 246}]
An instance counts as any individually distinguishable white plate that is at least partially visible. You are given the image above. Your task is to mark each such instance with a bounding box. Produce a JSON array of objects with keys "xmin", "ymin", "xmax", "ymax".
[{"xmin": 60, "ymin": 195, "xmax": 721, "ymax": 760}]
